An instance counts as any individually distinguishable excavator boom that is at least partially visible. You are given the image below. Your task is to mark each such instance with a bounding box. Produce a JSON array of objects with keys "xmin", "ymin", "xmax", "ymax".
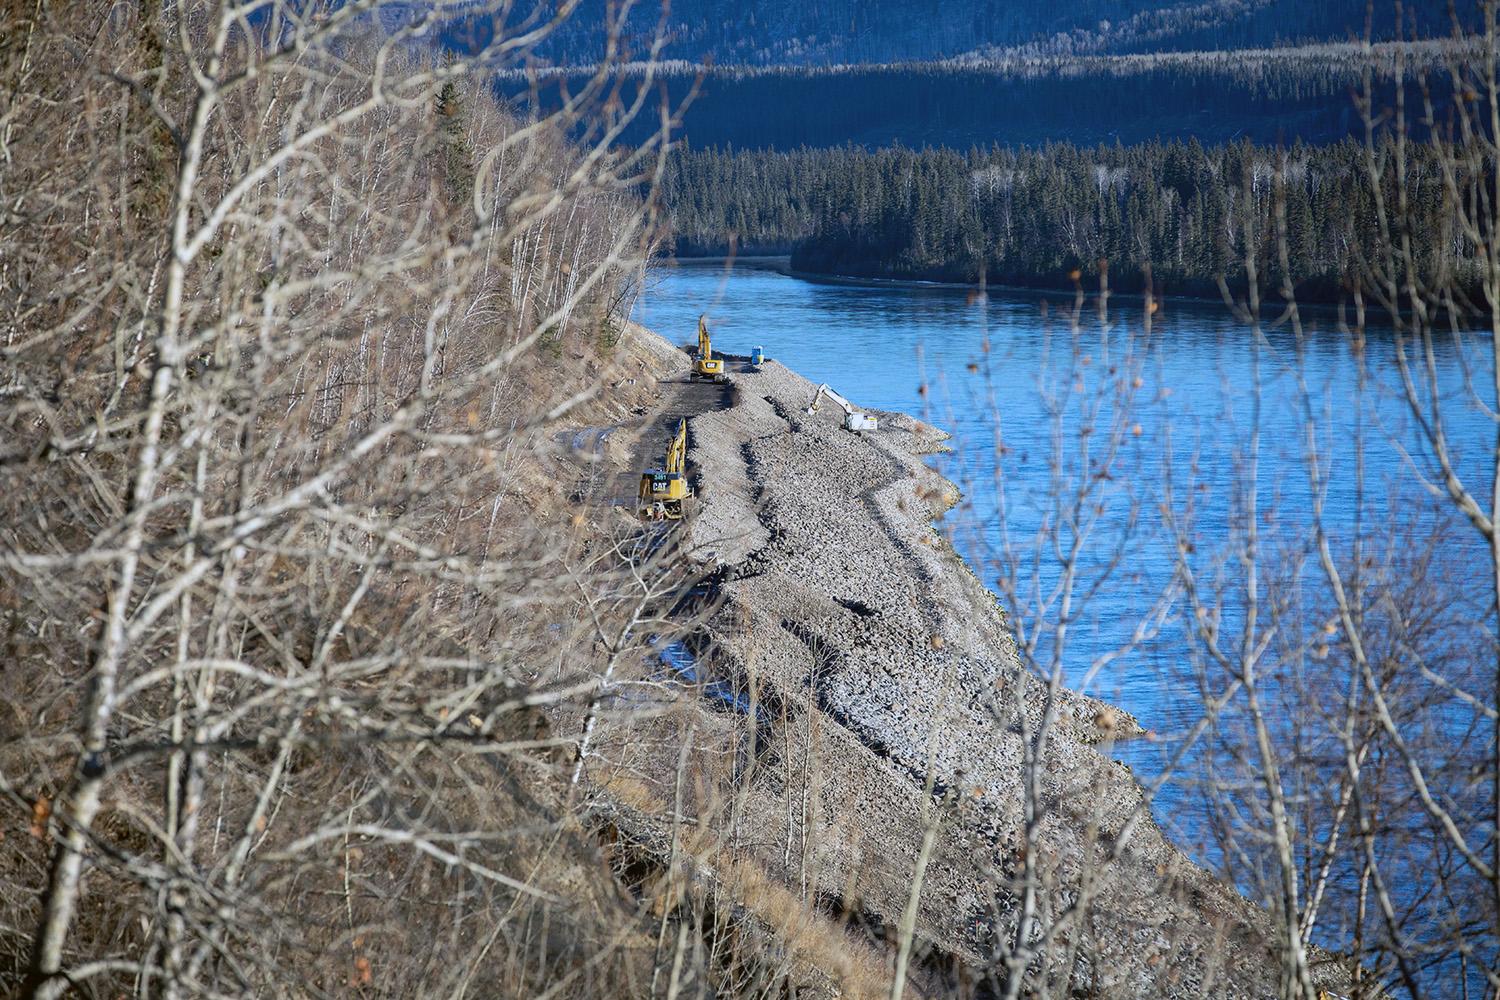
[
  {"xmin": 806, "ymin": 383, "xmax": 877, "ymax": 433},
  {"xmin": 666, "ymin": 418, "xmax": 687, "ymax": 476}
]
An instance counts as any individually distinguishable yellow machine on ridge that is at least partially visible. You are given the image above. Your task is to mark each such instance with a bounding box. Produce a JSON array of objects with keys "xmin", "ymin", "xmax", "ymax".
[
  {"xmin": 691, "ymin": 314, "xmax": 728, "ymax": 383},
  {"xmin": 639, "ymin": 418, "xmax": 691, "ymax": 520}
]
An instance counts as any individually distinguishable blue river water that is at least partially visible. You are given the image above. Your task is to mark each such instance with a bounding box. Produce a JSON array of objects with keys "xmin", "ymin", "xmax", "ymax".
[{"xmin": 633, "ymin": 260, "xmax": 1494, "ymax": 968}]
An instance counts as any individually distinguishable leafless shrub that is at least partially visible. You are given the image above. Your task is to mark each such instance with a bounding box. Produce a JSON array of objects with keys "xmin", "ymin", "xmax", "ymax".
[
  {"xmin": 935, "ymin": 9, "xmax": 1499, "ymax": 998},
  {"xmin": 1165, "ymin": 8, "xmax": 1500, "ymax": 997}
]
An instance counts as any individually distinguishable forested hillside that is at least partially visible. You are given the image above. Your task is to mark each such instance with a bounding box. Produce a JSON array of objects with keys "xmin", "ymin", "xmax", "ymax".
[
  {"xmin": 501, "ymin": 43, "xmax": 1450, "ymax": 151},
  {"xmin": 662, "ymin": 139, "xmax": 1470, "ymax": 302},
  {"xmin": 493, "ymin": 0, "xmax": 1466, "ymax": 66}
]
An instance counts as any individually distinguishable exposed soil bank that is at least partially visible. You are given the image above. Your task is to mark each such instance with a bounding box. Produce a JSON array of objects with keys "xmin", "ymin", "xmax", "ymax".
[{"xmin": 573, "ymin": 324, "xmax": 1359, "ymax": 998}]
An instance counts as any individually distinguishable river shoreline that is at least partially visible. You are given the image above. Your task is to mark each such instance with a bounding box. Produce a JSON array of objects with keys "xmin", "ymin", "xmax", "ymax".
[
  {"xmin": 662, "ymin": 253, "xmax": 1364, "ymax": 318},
  {"xmin": 571, "ymin": 322, "xmax": 1362, "ymax": 998}
]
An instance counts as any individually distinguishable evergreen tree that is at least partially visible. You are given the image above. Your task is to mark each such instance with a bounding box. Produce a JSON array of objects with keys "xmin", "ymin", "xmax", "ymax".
[
  {"xmin": 661, "ymin": 136, "xmax": 1480, "ymax": 304},
  {"xmin": 436, "ymin": 79, "xmax": 473, "ymax": 209}
]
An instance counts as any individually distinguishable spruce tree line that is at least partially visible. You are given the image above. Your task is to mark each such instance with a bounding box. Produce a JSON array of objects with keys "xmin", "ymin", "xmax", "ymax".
[{"xmin": 662, "ymin": 138, "xmax": 1469, "ymax": 302}]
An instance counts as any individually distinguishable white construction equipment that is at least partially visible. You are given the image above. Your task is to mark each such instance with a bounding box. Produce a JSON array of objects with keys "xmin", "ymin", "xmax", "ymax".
[{"xmin": 806, "ymin": 383, "xmax": 878, "ymax": 433}]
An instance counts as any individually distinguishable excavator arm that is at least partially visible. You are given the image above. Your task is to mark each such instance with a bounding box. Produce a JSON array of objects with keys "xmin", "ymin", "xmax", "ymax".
[
  {"xmin": 807, "ymin": 383, "xmax": 860, "ymax": 417},
  {"xmin": 806, "ymin": 383, "xmax": 878, "ymax": 433},
  {"xmin": 666, "ymin": 418, "xmax": 687, "ymax": 476}
]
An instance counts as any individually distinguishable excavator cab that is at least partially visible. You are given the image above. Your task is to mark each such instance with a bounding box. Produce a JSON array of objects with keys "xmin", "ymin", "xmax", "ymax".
[
  {"xmin": 691, "ymin": 314, "xmax": 728, "ymax": 383},
  {"xmin": 639, "ymin": 419, "xmax": 692, "ymax": 520}
]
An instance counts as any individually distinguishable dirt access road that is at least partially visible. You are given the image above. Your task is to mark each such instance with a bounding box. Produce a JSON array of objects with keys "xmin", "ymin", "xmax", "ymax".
[
  {"xmin": 625, "ymin": 371, "xmax": 736, "ymax": 509},
  {"xmin": 557, "ymin": 340, "xmax": 739, "ymax": 513}
]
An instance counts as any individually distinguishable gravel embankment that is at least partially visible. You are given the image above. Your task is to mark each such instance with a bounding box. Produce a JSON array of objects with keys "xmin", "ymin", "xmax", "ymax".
[
  {"xmin": 581, "ymin": 330, "xmax": 1356, "ymax": 998},
  {"xmin": 573, "ymin": 326, "xmax": 1362, "ymax": 995}
]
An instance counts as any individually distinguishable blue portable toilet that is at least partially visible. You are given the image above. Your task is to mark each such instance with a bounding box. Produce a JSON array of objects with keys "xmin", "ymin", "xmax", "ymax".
[{"xmin": 749, "ymin": 346, "xmax": 764, "ymax": 370}]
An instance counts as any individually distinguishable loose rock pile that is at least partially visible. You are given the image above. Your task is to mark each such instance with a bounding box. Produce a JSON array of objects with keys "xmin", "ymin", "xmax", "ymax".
[
  {"xmin": 681, "ymin": 361, "xmax": 1350, "ymax": 1000},
  {"xmin": 587, "ymin": 344, "xmax": 1356, "ymax": 998}
]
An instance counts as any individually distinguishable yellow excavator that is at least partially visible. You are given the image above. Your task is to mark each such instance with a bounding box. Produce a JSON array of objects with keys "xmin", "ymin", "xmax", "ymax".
[
  {"xmin": 691, "ymin": 314, "xmax": 728, "ymax": 383},
  {"xmin": 639, "ymin": 418, "xmax": 691, "ymax": 520}
]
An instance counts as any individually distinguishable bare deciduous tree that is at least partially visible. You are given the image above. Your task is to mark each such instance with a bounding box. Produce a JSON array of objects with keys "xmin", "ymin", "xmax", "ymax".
[{"xmin": 0, "ymin": 2, "xmax": 687, "ymax": 995}]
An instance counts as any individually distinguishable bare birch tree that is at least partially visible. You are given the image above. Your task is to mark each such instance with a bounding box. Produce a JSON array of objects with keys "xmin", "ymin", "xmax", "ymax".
[
  {"xmin": 1166, "ymin": 8, "xmax": 1499, "ymax": 998},
  {"xmin": 940, "ymin": 9, "xmax": 1499, "ymax": 999},
  {"xmin": 0, "ymin": 1, "xmax": 687, "ymax": 995}
]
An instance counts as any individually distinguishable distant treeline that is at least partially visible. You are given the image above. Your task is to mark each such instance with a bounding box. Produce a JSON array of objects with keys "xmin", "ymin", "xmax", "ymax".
[
  {"xmin": 661, "ymin": 139, "xmax": 1469, "ymax": 302},
  {"xmin": 500, "ymin": 44, "xmax": 1451, "ymax": 150}
]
